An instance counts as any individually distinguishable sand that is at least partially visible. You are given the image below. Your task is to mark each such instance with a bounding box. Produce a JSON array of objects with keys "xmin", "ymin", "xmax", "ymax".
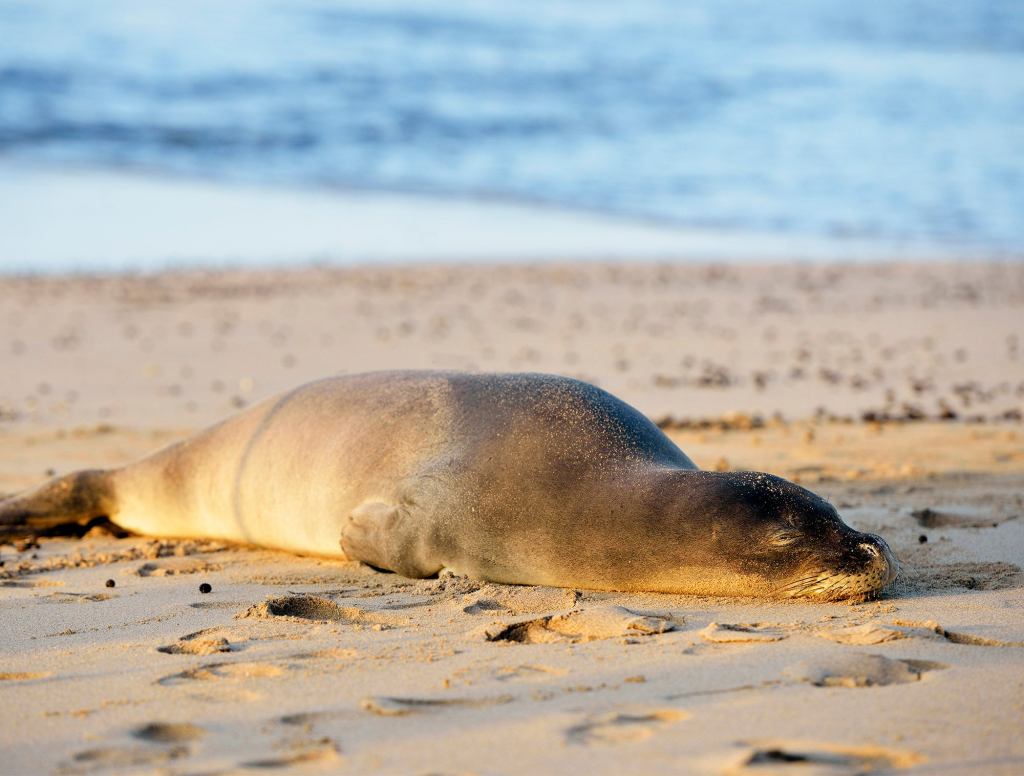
[{"xmin": 1, "ymin": 261, "xmax": 1022, "ymax": 774}]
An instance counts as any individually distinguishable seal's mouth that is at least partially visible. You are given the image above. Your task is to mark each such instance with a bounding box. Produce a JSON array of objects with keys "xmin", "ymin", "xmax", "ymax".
[{"xmin": 776, "ymin": 534, "xmax": 899, "ymax": 602}]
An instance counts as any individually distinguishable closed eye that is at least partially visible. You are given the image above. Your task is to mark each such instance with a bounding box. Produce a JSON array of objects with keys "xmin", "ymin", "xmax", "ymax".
[{"xmin": 767, "ymin": 530, "xmax": 801, "ymax": 547}]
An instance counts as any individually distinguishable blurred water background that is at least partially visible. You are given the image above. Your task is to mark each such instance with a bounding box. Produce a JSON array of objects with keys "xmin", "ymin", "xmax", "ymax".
[{"xmin": 2, "ymin": 0, "xmax": 1023, "ymax": 265}]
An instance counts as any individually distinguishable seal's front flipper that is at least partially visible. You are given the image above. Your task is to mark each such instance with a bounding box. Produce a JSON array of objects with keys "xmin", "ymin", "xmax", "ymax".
[
  {"xmin": 341, "ymin": 500, "xmax": 441, "ymax": 579},
  {"xmin": 340, "ymin": 501, "xmax": 397, "ymax": 571}
]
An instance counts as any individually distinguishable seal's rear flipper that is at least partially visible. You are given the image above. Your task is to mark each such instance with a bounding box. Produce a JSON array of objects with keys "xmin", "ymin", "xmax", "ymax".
[
  {"xmin": 0, "ymin": 470, "xmax": 115, "ymax": 539},
  {"xmin": 341, "ymin": 500, "xmax": 442, "ymax": 579}
]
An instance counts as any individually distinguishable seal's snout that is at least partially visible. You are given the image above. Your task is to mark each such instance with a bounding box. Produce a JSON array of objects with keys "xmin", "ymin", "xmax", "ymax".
[
  {"xmin": 839, "ymin": 532, "xmax": 898, "ymax": 598},
  {"xmin": 861, "ymin": 533, "xmax": 899, "ymax": 587},
  {"xmin": 778, "ymin": 529, "xmax": 899, "ymax": 601}
]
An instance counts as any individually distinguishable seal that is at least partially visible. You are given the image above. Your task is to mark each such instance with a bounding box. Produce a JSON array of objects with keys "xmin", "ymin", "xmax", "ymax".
[{"xmin": 0, "ymin": 371, "xmax": 898, "ymax": 600}]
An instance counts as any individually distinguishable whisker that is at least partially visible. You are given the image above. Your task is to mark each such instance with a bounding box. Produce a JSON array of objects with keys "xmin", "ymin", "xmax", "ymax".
[{"xmin": 776, "ymin": 570, "xmax": 833, "ymax": 597}]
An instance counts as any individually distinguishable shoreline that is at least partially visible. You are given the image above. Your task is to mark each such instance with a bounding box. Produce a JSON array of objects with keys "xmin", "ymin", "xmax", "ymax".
[{"xmin": 3, "ymin": 166, "xmax": 1015, "ymax": 275}]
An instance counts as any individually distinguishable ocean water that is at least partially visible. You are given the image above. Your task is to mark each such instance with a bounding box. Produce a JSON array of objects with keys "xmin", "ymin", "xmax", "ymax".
[{"xmin": 2, "ymin": 0, "xmax": 1023, "ymax": 254}]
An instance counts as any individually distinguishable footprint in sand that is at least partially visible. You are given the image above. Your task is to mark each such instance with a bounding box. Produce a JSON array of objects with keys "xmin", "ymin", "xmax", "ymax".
[
  {"xmin": 279, "ymin": 711, "xmax": 342, "ymax": 728},
  {"xmin": 819, "ymin": 620, "xmax": 1024, "ymax": 647},
  {"xmin": 565, "ymin": 708, "xmax": 687, "ymax": 745},
  {"xmin": 135, "ymin": 558, "xmax": 221, "ymax": 577},
  {"xmin": 240, "ymin": 739, "xmax": 340, "ymax": 769},
  {"xmin": 361, "ymin": 695, "xmax": 513, "ymax": 717},
  {"xmin": 462, "ymin": 585, "xmax": 581, "ymax": 615},
  {"xmin": 61, "ymin": 744, "xmax": 189, "ymax": 774},
  {"xmin": 157, "ymin": 627, "xmax": 233, "ymax": 655},
  {"xmin": 157, "ymin": 661, "xmax": 286, "ymax": 686},
  {"xmin": 41, "ymin": 592, "xmax": 115, "ymax": 604},
  {"xmin": 480, "ymin": 605, "xmax": 676, "ymax": 644},
  {"xmin": 1, "ymin": 578, "xmax": 62, "ymax": 588},
  {"xmin": 726, "ymin": 740, "xmax": 922, "ymax": 774},
  {"xmin": 817, "ymin": 622, "xmax": 936, "ymax": 645},
  {"xmin": 238, "ymin": 595, "xmax": 406, "ymax": 628},
  {"xmin": 910, "ymin": 506, "xmax": 1015, "ymax": 529},
  {"xmin": 131, "ymin": 722, "xmax": 205, "ymax": 743},
  {"xmin": 462, "ymin": 598, "xmax": 510, "ymax": 615},
  {"xmin": 925, "ymin": 626, "xmax": 1024, "ymax": 647},
  {"xmin": 783, "ymin": 653, "xmax": 946, "ymax": 688},
  {"xmin": 700, "ymin": 623, "xmax": 787, "ymax": 643}
]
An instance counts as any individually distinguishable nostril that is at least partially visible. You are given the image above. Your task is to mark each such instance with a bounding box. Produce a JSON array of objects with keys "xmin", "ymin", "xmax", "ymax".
[{"xmin": 859, "ymin": 542, "xmax": 880, "ymax": 557}]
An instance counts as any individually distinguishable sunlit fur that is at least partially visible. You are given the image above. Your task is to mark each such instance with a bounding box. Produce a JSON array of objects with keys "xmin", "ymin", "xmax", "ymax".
[
  {"xmin": 675, "ymin": 470, "xmax": 901, "ymax": 602},
  {"xmin": 775, "ymin": 535, "xmax": 899, "ymax": 601},
  {"xmin": 0, "ymin": 372, "xmax": 903, "ymax": 602}
]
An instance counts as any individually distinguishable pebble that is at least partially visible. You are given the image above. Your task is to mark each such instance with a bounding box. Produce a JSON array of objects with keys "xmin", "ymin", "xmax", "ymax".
[
  {"xmin": 199, "ymin": 583, "xmax": 212, "ymax": 594},
  {"xmin": 105, "ymin": 579, "xmax": 116, "ymax": 588}
]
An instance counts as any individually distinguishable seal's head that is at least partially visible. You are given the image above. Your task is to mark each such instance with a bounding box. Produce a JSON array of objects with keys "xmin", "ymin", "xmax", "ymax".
[{"xmin": 674, "ymin": 471, "xmax": 898, "ymax": 601}]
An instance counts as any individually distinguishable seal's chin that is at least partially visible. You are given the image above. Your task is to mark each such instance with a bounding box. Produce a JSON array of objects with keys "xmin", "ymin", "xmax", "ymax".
[{"xmin": 777, "ymin": 534, "xmax": 900, "ymax": 602}]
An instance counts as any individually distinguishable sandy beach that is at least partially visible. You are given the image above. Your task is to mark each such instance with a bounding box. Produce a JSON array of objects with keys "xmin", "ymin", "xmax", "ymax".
[{"xmin": 1, "ymin": 261, "xmax": 1023, "ymax": 775}]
